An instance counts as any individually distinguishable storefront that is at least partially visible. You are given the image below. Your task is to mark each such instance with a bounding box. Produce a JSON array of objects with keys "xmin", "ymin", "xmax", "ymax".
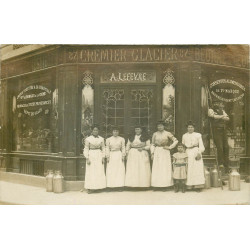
[{"xmin": 0, "ymin": 45, "xmax": 249, "ymax": 181}]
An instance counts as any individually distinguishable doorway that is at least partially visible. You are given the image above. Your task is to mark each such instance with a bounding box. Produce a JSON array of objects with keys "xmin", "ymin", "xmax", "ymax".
[{"xmin": 95, "ymin": 84, "xmax": 160, "ymax": 140}]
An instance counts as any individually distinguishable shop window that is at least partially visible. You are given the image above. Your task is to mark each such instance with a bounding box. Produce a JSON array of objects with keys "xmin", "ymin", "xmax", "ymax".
[
  {"xmin": 11, "ymin": 78, "xmax": 58, "ymax": 153},
  {"xmin": 98, "ymin": 86, "xmax": 157, "ymax": 139},
  {"xmin": 201, "ymin": 79, "xmax": 246, "ymax": 155},
  {"xmin": 81, "ymin": 71, "xmax": 94, "ymax": 149},
  {"xmin": 130, "ymin": 89, "xmax": 154, "ymax": 135},
  {"xmin": 102, "ymin": 89, "xmax": 125, "ymax": 138},
  {"xmin": 162, "ymin": 69, "xmax": 175, "ymax": 134}
]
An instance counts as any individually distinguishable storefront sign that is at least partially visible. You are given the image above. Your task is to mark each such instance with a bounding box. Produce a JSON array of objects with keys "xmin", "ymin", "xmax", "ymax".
[
  {"xmin": 194, "ymin": 47, "xmax": 248, "ymax": 69},
  {"xmin": 100, "ymin": 71, "xmax": 156, "ymax": 83},
  {"xmin": 16, "ymin": 85, "xmax": 52, "ymax": 116},
  {"xmin": 2, "ymin": 46, "xmax": 248, "ymax": 79},
  {"xmin": 210, "ymin": 79, "xmax": 245, "ymax": 102},
  {"xmin": 67, "ymin": 47, "xmax": 191, "ymax": 63},
  {"xmin": 66, "ymin": 46, "xmax": 249, "ymax": 69}
]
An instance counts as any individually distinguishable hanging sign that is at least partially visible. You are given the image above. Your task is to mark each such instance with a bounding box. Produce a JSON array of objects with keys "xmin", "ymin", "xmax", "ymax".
[{"xmin": 210, "ymin": 79, "xmax": 245, "ymax": 102}]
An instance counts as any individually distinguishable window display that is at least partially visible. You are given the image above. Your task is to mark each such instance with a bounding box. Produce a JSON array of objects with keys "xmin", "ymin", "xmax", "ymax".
[
  {"xmin": 11, "ymin": 79, "xmax": 58, "ymax": 153},
  {"xmin": 201, "ymin": 78, "xmax": 246, "ymax": 155},
  {"xmin": 162, "ymin": 69, "xmax": 175, "ymax": 133}
]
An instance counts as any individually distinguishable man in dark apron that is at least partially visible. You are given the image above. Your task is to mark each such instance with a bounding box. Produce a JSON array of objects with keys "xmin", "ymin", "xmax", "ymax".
[{"xmin": 208, "ymin": 101, "xmax": 230, "ymax": 177}]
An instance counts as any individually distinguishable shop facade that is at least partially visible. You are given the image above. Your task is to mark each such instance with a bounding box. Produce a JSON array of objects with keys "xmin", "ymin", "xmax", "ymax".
[{"xmin": 0, "ymin": 45, "xmax": 249, "ymax": 181}]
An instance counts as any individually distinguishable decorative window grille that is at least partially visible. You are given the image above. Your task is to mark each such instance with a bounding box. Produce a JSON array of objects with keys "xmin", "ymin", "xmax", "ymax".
[
  {"xmin": 130, "ymin": 89, "xmax": 154, "ymax": 135},
  {"xmin": 102, "ymin": 89, "xmax": 125, "ymax": 138}
]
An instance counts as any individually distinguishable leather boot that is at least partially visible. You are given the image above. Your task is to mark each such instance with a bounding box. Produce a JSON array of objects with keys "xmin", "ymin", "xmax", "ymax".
[
  {"xmin": 174, "ymin": 183, "xmax": 179, "ymax": 193},
  {"xmin": 182, "ymin": 183, "xmax": 186, "ymax": 193}
]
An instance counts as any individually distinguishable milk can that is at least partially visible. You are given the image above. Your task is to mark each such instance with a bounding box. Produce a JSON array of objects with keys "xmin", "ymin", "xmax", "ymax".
[
  {"xmin": 204, "ymin": 167, "xmax": 211, "ymax": 189},
  {"xmin": 229, "ymin": 167, "xmax": 240, "ymax": 191},
  {"xmin": 211, "ymin": 166, "xmax": 219, "ymax": 188},
  {"xmin": 45, "ymin": 170, "xmax": 54, "ymax": 192},
  {"xmin": 245, "ymin": 176, "xmax": 250, "ymax": 183},
  {"xmin": 53, "ymin": 170, "xmax": 64, "ymax": 193}
]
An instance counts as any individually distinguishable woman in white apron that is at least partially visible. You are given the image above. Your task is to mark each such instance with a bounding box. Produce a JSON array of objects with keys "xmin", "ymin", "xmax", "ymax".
[
  {"xmin": 151, "ymin": 120, "xmax": 178, "ymax": 190},
  {"xmin": 182, "ymin": 121, "xmax": 205, "ymax": 192},
  {"xmin": 125, "ymin": 125, "xmax": 151, "ymax": 189},
  {"xmin": 106, "ymin": 127, "xmax": 126, "ymax": 191},
  {"xmin": 84, "ymin": 125, "xmax": 106, "ymax": 194}
]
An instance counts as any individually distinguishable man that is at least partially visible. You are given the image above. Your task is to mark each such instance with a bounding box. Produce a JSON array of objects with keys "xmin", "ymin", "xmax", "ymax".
[{"xmin": 208, "ymin": 101, "xmax": 230, "ymax": 175}]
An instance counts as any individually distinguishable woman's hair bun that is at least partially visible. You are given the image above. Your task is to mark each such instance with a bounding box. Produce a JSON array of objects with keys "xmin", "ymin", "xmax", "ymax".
[{"xmin": 186, "ymin": 120, "xmax": 195, "ymax": 127}]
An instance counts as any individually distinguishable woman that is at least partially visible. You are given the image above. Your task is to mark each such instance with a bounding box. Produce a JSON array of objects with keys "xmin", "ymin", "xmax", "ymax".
[
  {"xmin": 151, "ymin": 120, "xmax": 178, "ymax": 190},
  {"xmin": 182, "ymin": 121, "xmax": 205, "ymax": 192},
  {"xmin": 105, "ymin": 126, "xmax": 126, "ymax": 191},
  {"xmin": 125, "ymin": 125, "xmax": 151, "ymax": 189},
  {"xmin": 84, "ymin": 125, "xmax": 106, "ymax": 194}
]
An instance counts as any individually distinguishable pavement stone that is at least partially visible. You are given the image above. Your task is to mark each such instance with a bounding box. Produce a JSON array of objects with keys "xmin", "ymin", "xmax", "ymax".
[{"xmin": 0, "ymin": 180, "xmax": 249, "ymax": 205}]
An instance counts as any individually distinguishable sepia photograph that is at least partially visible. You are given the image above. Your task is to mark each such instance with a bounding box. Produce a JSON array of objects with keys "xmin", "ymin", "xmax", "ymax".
[
  {"xmin": 0, "ymin": 44, "xmax": 249, "ymax": 205},
  {"xmin": 1, "ymin": 2, "xmax": 249, "ymax": 250}
]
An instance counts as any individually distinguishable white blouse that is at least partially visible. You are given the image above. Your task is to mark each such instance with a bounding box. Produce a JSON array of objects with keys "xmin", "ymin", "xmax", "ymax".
[
  {"xmin": 105, "ymin": 136, "xmax": 126, "ymax": 157},
  {"xmin": 84, "ymin": 135, "xmax": 105, "ymax": 159},
  {"xmin": 182, "ymin": 132, "xmax": 205, "ymax": 153},
  {"xmin": 126, "ymin": 135, "xmax": 150, "ymax": 154},
  {"xmin": 151, "ymin": 130, "xmax": 178, "ymax": 153}
]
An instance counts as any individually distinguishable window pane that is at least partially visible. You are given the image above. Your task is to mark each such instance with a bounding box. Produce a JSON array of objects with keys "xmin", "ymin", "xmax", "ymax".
[
  {"xmin": 12, "ymin": 80, "xmax": 58, "ymax": 153},
  {"xmin": 101, "ymin": 89, "xmax": 125, "ymax": 138},
  {"xmin": 201, "ymin": 79, "xmax": 246, "ymax": 156}
]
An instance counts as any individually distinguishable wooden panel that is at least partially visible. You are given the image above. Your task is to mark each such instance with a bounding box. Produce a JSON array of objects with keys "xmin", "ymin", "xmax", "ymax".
[
  {"xmin": 65, "ymin": 69, "xmax": 77, "ymax": 154},
  {"xmin": 191, "ymin": 66, "xmax": 202, "ymax": 132},
  {"xmin": 57, "ymin": 66, "xmax": 78, "ymax": 156},
  {"xmin": 175, "ymin": 63, "xmax": 191, "ymax": 141},
  {"xmin": 57, "ymin": 68, "xmax": 65, "ymax": 153}
]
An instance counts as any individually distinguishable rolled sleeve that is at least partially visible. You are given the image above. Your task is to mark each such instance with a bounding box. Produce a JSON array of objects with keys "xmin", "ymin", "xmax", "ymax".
[
  {"xmin": 83, "ymin": 138, "xmax": 90, "ymax": 159},
  {"xmin": 121, "ymin": 138, "xmax": 126, "ymax": 157},
  {"xmin": 198, "ymin": 134, "xmax": 205, "ymax": 153},
  {"xmin": 105, "ymin": 139, "xmax": 110, "ymax": 158},
  {"xmin": 168, "ymin": 133, "xmax": 178, "ymax": 150}
]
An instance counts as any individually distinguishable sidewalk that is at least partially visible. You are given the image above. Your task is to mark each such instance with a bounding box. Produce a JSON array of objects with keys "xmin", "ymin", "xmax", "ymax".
[{"xmin": 0, "ymin": 180, "xmax": 249, "ymax": 205}]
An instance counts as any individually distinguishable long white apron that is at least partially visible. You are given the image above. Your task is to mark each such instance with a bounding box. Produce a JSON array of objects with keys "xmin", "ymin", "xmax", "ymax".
[
  {"xmin": 186, "ymin": 147, "xmax": 205, "ymax": 186},
  {"xmin": 84, "ymin": 149, "xmax": 106, "ymax": 189},
  {"xmin": 151, "ymin": 147, "xmax": 173, "ymax": 187},
  {"xmin": 125, "ymin": 148, "xmax": 151, "ymax": 187},
  {"xmin": 106, "ymin": 151, "xmax": 125, "ymax": 187}
]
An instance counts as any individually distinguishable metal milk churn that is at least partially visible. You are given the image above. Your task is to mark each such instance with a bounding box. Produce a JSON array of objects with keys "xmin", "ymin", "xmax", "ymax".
[
  {"xmin": 229, "ymin": 153, "xmax": 240, "ymax": 191},
  {"xmin": 53, "ymin": 170, "xmax": 64, "ymax": 193},
  {"xmin": 204, "ymin": 167, "xmax": 211, "ymax": 189},
  {"xmin": 45, "ymin": 170, "xmax": 54, "ymax": 192},
  {"xmin": 229, "ymin": 167, "xmax": 240, "ymax": 191},
  {"xmin": 211, "ymin": 165, "xmax": 219, "ymax": 188}
]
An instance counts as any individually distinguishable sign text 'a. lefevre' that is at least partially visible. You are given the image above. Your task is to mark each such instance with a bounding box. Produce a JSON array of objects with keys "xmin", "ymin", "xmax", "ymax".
[{"xmin": 100, "ymin": 71, "xmax": 156, "ymax": 83}]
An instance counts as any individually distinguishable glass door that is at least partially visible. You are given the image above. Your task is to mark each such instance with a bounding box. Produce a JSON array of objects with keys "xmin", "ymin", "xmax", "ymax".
[{"xmin": 97, "ymin": 85, "xmax": 157, "ymax": 140}]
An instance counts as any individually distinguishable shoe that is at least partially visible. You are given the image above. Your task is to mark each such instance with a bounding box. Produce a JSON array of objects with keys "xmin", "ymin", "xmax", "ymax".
[
  {"xmin": 174, "ymin": 184, "xmax": 179, "ymax": 193},
  {"xmin": 182, "ymin": 184, "xmax": 186, "ymax": 193},
  {"xmin": 195, "ymin": 188, "xmax": 201, "ymax": 193},
  {"xmin": 162, "ymin": 187, "xmax": 169, "ymax": 192},
  {"xmin": 245, "ymin": 176, "xmax": 250, "ymax": 183},
  {"xmin": 87, "ymin": 189, "xmax": 94, "ymax": 194}
]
